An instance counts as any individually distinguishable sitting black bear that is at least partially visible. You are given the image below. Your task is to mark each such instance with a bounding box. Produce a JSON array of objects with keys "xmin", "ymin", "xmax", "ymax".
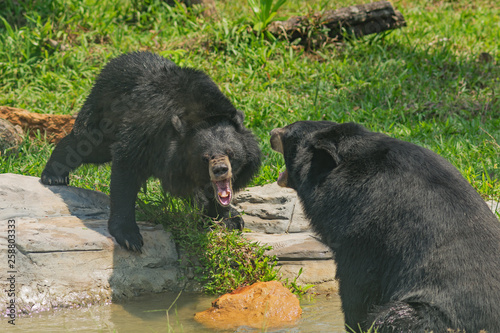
[
  {"xmin": 41, "ymin": 51, "xmax": 261, "ymax": 252},
  {"xmin": 271, "ymin": 120, "xmax": 500, "ymax": 332}
]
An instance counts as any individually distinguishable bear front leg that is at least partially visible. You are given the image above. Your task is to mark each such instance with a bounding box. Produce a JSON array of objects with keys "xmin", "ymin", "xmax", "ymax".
[
  {"xmin": 203, "ymin": 194, "xmax": 244, "ymax": 231},
  {"xmin": 193, "ymin": 187, "xmax": 244, "ymax": 230},
  {"xmin": 107, "ymin": 161, "xmax": 144, "ymax": 252}
]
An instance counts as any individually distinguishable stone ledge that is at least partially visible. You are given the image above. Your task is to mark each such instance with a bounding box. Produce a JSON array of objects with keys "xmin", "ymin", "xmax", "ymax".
[
  {"xmin": 244, "ymin": 232, "xmax": 333, "ymax": 260},
  {"xmin": 0, "ymin": 174, "xmax": 182, "ymax": 315}
]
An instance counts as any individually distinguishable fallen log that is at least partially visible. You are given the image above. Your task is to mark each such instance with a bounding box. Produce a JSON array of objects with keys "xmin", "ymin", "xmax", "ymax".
[
  {"xmin": 267, "ymin": 1, "xmax": 406, "ymax": 46},
  {"xmin": 0, "ymin": 106, "xmax": 75, "ymax": 143}
]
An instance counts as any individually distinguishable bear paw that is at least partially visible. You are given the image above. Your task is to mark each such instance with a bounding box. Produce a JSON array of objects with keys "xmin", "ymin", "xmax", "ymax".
[
  {"xmin": 109, "ymin": 223, "xmax": 144, "ymax": 253},
  {"xmin": 222, "ymin": 214, "xmax": 244, "ymax": 231},
  {"xmin": 41, "ymin": 170, "xmax": 69, "ymax": 185}
]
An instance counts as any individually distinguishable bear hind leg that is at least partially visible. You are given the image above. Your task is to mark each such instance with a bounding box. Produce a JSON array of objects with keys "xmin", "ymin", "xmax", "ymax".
[
  {"xmin": 42, "ymin": 132, "xmax": 81, "ymax": 185},
  {"xmin": 41, "ymin": 131, "xmax": 112, "ymax": 185},
  {"xmin": 367, "ymin": 301, "xmax": 451, "ymax": 333}
]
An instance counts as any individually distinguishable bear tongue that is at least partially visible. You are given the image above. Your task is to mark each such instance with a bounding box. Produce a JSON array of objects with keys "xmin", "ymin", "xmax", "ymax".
[{"xmin": 216, "ymin": 180, "xmax": 232, "ymax": 206}]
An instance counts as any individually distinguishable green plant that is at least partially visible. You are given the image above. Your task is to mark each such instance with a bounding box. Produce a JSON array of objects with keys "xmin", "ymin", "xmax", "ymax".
[
  {"xmin": 282, "ymin": 267, "xmax": 315, "ymax": 296},
  {"xmin": 248, "ymin": 0, "xmax": 288, "ymax": 36},
  {"xmin": 199, "ymin": 226, "xmax": 280, "ymax": 294},
  {"xmin": 136, "ymin": 191, "xmax": 280, "ymax": 295}
]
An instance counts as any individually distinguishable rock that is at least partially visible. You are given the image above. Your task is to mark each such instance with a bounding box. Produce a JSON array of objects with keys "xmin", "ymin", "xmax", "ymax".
[
  {"xmin": 288, "ymin": 200, "xmax": 313, "ymax": 233},
  {"xmin": 234, "ymin": 182, "xmax": 312, "ymax": 234},
  {"xmin": 278, "ymin": 260, "xmax": 339, "ymax": 293},
  {"xmin": 0, "ymin": 173, "xmax": 182, "ymax": 315},
  {"xmin": 244, "ymin": 232, "xmax": 333, "ymax": 260},
  {"xmin": 0, "ymin": 118, "xmax": 23, "ymax": 155},
  {"xmin": 194, "ymin": 281, "xmax": 301, "ymax": 330},
  {"xmin": 0, "ymin": 106, "xmax": 74, "ymax": 143},
  {"xmin": 0, "ymin": 173, "xmax": 110, "ymax": 221},
  {"xmin": 236, "ymin": 183, "xmax": 338, "ymax": 292},
  {"xmin": 244, "ymin": 232, "xmax": 338, "ymax": 292}
]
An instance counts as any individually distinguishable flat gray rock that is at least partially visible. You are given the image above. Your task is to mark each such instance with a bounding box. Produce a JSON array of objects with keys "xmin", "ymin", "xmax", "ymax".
[
  {"xmin": 235, "ymin": 183, "xmax": 312, "ymax": 234},
  {"xmin": 0, "ymin": 173, "xmax": 110, "ymax": 220},
  {"xmin": 0, "ymin": 173, "xmax": 182, "ymax": 315},
  {"xmin": 244, "ymin": 232, "xmax": 333, "ymax": 260},
  {"xmin": 243, "ymin": 232, "xmax": 337, "ymax": 292}
]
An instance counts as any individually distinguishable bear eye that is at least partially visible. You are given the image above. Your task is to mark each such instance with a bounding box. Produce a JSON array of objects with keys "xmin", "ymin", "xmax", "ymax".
[
  {"xmin": 226, "ymin": 149, "xmax": 234, "ymax": 158},
  {"xmin": 202, "ymin": 154, "xmax": 210, "ymax": 162}
]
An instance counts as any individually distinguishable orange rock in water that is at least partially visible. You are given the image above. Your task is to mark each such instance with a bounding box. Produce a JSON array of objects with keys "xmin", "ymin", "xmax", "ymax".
[{"xmin": 194, "ymin": 281, "xmax": 302, "ymax": 330}]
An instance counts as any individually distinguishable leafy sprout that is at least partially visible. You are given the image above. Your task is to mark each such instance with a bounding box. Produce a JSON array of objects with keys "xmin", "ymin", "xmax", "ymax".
[{"xmin": 248, "ymin": 0, "xmax": 288, "ymax": 36}]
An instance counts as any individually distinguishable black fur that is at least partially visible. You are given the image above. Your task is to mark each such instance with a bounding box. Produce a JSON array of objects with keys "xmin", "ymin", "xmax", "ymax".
[
  {"xmin": 271, "ymin": 121, "xmax": 500, "ymax": 332},
  {"xmin": 41, "ymin": 51, "xmax": 261, "ymax": 252}
]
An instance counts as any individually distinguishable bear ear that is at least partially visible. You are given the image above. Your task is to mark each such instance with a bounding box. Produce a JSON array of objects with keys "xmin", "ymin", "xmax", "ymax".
[
  {"xmin": 172, "ymin": 115, "xmax": 185, "ymax": 136},
  {"xmin": 306, "ymin": 126, "xmax": 343, "ymax": 183},
  {"xmin": 310, "ymin": 126, "xmax": 342, "ymax": 165}
]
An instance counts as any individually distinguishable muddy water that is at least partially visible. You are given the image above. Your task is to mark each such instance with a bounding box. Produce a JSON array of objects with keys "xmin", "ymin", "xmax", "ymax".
[{"xmin": 8, "ymin": 293, "xmax": 345, "ymax": 332}]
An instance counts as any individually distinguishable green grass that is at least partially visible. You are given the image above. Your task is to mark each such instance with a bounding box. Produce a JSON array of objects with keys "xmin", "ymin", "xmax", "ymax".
[
  {"xmin": 1, "ymin": 0, "xmax": 498, "ymax": 199},
  {"xmin": 1, "ymin": 0, "xmax": 499, "ymax": 293}
]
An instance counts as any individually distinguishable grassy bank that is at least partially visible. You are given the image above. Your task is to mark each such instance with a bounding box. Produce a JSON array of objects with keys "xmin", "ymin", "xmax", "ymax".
[{"xmin": 1, "ymin": 0, "xmax": 498, "ymax": 198}]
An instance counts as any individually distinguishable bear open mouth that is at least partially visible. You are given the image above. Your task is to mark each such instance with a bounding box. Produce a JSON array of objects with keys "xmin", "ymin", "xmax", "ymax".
[{"xmin": 214, "ymin": 178, "xmax": 232, "ymax": 206}]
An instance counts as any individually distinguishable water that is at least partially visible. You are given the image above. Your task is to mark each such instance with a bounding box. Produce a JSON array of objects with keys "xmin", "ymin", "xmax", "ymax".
[{"xmin": 6, "ymin": 293, "xmax": 345, "ymax": 332}]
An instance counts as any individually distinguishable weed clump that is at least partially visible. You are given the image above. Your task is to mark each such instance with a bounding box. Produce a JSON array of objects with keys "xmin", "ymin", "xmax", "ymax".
[{"xmin": 137, "ymin": 191, "xmax": 297, "ymax": 295}]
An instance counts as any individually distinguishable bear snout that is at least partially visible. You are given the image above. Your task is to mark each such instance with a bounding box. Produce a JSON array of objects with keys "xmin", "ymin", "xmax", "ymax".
[
  {"xmin": 212, "ymin": 164, "xmax": 229, "ymax": 178},
  {"xmin": 270, "ymin": 128, "xmax": 284, "ymax": 154},
  {"xmin": 209, "ymin": 155, "xmax": 232, "ymax": 182}
]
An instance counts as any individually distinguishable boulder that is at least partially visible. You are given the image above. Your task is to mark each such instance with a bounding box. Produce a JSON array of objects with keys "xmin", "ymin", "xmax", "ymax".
[
  {"xmin": 244, "ymin": 232, "xmax": 338, "ymax": 292},
  {"xmin": 0, "ymin": 173, "xmax": 182, "ymax": 315},
  {"xmin": 0, "ymin": 118, "xmax": 23, "ymax": 155},
  {"xmin": 194, "ymin": 281, "xmax": 302, "ymax": 330},
  {"xmin": 236, "ymin": 183, "xmax": 339, "ymax": 292},
  {"xmin": 234, "ymin": 182, "xmax": 312, "ymax": 234}
]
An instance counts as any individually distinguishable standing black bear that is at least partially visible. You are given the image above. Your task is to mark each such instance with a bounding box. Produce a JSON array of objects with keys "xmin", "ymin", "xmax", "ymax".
[
  {"xmin": 270, "ymin": 121, "xmax": 500, "ymax": 332},
  {"xmin": 41, "ymin": 51, "xmax": 261, "ymax": 252}
]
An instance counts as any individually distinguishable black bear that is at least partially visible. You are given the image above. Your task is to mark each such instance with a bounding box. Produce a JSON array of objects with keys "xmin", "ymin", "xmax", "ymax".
[
  {"xmin": 270, "ymin": 121, "xmax": 500, "ymax": 332},
  {"xmin": 41, "ymin": 51, "xmax": 261, "ymax": 252}
]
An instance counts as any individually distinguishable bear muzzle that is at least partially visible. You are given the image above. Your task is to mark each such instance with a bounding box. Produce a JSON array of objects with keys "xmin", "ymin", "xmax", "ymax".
[
  {"xmin": 270, "ymin": 128, "xmax": 290, "ymax": 188},
  {"xmin": 209, "ymin": 155, "xmax": 233, "ymax": 206}
]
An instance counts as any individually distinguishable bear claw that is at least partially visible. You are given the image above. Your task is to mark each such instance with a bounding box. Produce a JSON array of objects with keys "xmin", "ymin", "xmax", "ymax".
[{"xmin": 41, "ymin": 172, "xmax": 69, "ymax": 186}]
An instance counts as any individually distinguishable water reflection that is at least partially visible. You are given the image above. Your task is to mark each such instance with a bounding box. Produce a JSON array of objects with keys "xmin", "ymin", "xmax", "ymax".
[{"xmin": 8, "ymin": 292, "xmax": 345, "ymax": 332}]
